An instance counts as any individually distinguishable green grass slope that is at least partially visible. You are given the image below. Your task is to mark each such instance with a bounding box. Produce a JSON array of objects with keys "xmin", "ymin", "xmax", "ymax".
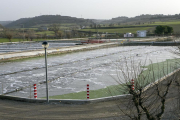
[{"xmin": 48, "ymin": 58, "xmax": 180, "ymax": 99}]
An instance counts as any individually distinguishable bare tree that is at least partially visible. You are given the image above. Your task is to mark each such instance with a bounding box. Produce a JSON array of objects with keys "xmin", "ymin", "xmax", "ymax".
[
  {"xmin": 16, "ymin": 32, "xmax": 24, "ymax": 41},
  {"xmin": 43, "ymin": 33, "xmax": 47, "ymax": 39},
  {"xmin": 50, "ymin": 24, "xmax": 60, "ymax": 38},
  {"xmin": 78, "ymin": 32, "xmax": 83, "ymax": 38},
  {"xmin": 88, "ymin": 31, "xmax": 92, "ymax": 37},
  {"xmin": 66, "ymin": 32, "xmax": 71, "ymax": 39},
  {"xmin": 3, "ymin": 29, "xmax": 14, "ymax": 42},
  {"xmin": 27, "ymin": 30, "xmax": 36, "ymax": 41},
  {"xmin": 110, "ymin": 58, "xmax": 180, "ymax": 120},
  {"xmin": 97, "ymin": 24, "xmax": 101, "ymax": 28},
  {"xmin": 25, "ymin": 33, "xmax": 29, "ymax": 41},
  {"xmin": 90, "ymin": 24, "xmax": 93, "ymax": 28},
  {"xmin": 57, "ymin": 31, "xmax": 64, "ymax": 39},
  {"xmin": 98, "ymin": 32, "xmax": 103, "ymax": 39},
  {"xmin": 71, "ymin": 30, "xmax": 78, "ymax": 38}
]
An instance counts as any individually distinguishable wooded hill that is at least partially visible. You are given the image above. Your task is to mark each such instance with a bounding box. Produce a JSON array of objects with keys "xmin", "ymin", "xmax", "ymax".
[
  {"xmin": 5, "ymin": 15, "xmax": 94, "ymax": 28},
  {"xmin": 0, "ymin": 21, "xmax": 12, "ymax": 26},
  {"xmin": 98, "ymin": 14, "xmax": 180, "ymax": 24}
]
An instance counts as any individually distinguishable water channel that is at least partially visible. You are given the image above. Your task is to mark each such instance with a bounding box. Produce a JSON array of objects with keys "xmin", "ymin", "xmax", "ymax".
[
  {"xmin": 0, "ymin": 42, "xmax": 77, "ymax": 53},
  {"xmin": 0, "ymin": 45, "xmax": 179, "ymax": 98}
]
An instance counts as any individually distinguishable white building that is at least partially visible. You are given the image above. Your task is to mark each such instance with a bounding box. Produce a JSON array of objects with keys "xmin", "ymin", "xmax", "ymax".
[
  {"xmin": 137, "ymin": 30, "xmax": 147, "ymax": 37},
  {"xmin": 124, "ymin": 33, "xmax": 134, "ymax": 37},
  {"xmin": 39, "ymin": 27, "xmax": 48, "ymax": 31}
]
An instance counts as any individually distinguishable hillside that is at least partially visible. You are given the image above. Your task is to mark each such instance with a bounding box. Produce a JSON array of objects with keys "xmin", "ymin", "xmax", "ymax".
[
  {"xmin": 5, "ymin": 15, "xmax": 94, "ymax": 28},
  {"xmin": 0, "ymin": 21, "xmax": 12, "ymax": 26},
  {"xmin": 97, "ymin": 14, "xmax": 180, "ymax": 25}
]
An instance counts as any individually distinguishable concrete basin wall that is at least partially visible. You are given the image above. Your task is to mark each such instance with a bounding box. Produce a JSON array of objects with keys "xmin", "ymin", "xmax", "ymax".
[{"xmin": 0, "ymin": 42, "xmax": 118, "ymax": 62}]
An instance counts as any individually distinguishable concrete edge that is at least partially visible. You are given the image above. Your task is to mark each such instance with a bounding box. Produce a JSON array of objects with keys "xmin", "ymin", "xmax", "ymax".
[
  {"xmin": 142, "ymin": 68, "xmax": 180, "ymax": 92},
  {"xmin": 0, "ymin": 41, "xmax": 178, "ymax": 104},
  {"xmin": 0, "ymin": 42, "xmax": 118, "ymax": 62},
  {"xmin": 0, "ymin": 94, "xmax": 130, "ymax": 104},
  {"xmin": 0, "ymin": 68, "xmax": 179, "ymax": 104}
]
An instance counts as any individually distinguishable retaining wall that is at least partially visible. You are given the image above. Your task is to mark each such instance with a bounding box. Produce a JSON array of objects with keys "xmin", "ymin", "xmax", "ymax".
[{"xmin": 123, "ymin": 41, "xmax": 180, "ymax": 46}]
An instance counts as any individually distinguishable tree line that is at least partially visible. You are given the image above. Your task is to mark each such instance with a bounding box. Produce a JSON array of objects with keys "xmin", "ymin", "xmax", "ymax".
[
  {"xmin": 155, "ymin": 25, "xmax": 173, "ymax": 35},
  {"xmin": 0, "ymin": 24, "xmax": 91, "ymax": 42}
]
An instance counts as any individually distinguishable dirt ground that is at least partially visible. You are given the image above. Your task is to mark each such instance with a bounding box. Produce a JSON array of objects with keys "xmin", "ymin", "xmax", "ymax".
[{"xmin": 0, "ymin": 72, "xmax": 180, "ymax": 120}]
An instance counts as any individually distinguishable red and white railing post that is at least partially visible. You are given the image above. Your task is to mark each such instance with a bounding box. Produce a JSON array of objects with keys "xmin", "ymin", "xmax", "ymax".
[
  {"xmin": 131, "ymin": 79, "xmax": 134, "ymax": 90},
  {"xmin": 34, "ymin": 84, "xmax": 37, "ymax": 99},
  {"xmin": 87, "ymin": 84, "xmax": 89, "ymax": 99}
]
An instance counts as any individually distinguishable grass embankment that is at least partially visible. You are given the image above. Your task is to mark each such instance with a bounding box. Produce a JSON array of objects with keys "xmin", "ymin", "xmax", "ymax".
[{"xmin": 49, "ymin": 58, "xmax": 180, "ymax": 99}]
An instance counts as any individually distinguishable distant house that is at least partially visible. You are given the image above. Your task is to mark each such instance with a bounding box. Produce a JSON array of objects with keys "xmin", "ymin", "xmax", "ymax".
[
  {"xmin": 124, "ymin": 33, "xmax": 134, "ymax": 37},
  {"xmin": 0, "ymin": 28, "xmax": 3, "ymax": 31},
  {"xmin": 82, "ymin": 26, "xmax": 86, "ymax": 29},
  {"xmin": 39, "ymin": 27, "xmax": 48, "ymax": 31},
  {"xmin": 137, "ymin": 30, "xmax": 147, "ymax": 37}
]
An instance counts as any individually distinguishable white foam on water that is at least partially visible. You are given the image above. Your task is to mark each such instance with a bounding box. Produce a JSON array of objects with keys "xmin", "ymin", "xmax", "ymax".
[
  {"xmin": 110, "ymin": 74, "xmax": 117, "ymax": 76},
  {"xmin": 15, "ymin": 80, "xmax": 23, "ymax": 83},
  {"xmin": 56, "ymin": 86, "xmax": 62, "ymax": 89},
  {"xmin": 32, "ymin": 73, "xmax": 45, "ymax": 77},
  {"xmin": 80, "ymin": 78, "xmax": 92, "ymax": 82},
  {"xmin": 51, "ymin": 85, "xmax": 60, "ymax": 88},
  {"xmin": 7, "ymin": 77, "xmax": 15, "ymax": 82},
  {"xmin": 19, "ymin": 91, "xmax": 28, "ymax": 93},
  {"xmin": 53, "ymin": 81, "xmax": 61, "ymax": 84},
  {"xmin": 10, "ymin": 83, "xmax": 15, "ymax": 87},
  {"xmin": 61, "ymin": 87, "xmax": 75, "ymax": 90},
  {"xmin": 5, "ymin": 75, "xmax": 10, "ymax": 79},
  {"xmin": 48, "ymin": 70, "xmax": 59, "ymax": 74},
  {"xmin": 1, "ymin": 46, "xmax": 180, "ymax": 97},
  {"xmin": 93, "ymin": 81, "xmax": 104, "ymax": 86},
  {"xmin": 3, "ymin": 86, "xmax": 8, "ymax": 93}
]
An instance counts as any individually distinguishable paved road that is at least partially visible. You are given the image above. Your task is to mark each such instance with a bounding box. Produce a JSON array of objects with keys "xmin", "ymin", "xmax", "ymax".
[{"xmin": 0, "ymin": 98, "xmax": 128, "ymax": 120}]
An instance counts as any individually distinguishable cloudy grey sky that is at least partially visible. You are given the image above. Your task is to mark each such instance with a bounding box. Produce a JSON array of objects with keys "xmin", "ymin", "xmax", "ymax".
[{"xmin": 0, "ymin": 0, "xmax": 179, "ymax": 21}]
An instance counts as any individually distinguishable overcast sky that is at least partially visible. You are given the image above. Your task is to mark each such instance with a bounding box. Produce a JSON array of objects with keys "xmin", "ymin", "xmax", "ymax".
[{"xmin": 1, "ymin": 0, "xmax": 180, "ymax": 21}]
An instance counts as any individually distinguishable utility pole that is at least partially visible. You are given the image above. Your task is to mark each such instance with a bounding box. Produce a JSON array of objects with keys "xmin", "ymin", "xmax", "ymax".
[{"xmin": 21, "ymin": 24, "xmax": 25, "ymax": 41}]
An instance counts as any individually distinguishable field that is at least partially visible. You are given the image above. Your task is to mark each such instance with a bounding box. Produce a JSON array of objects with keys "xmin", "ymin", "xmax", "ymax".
[
  {"xmin": 80, "ymin": 27, "xmax": 153, "ymax": 34},
  {"xmin": 144, "ymin": 21, "xmax": 180, "ymax": 33},
  {"xmin": 80, "ymin": 20, "xmax": 180, "ymax": 34},
  {"xmin": 1, "ymin": 21, "xmax": 180, "ymax": 42},
  {"xmin": 35, "ymin": 31, "xmax": 54, "ymax": 35}
]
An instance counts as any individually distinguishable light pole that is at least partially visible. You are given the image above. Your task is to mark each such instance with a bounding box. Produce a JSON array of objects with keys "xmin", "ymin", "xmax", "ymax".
[{"xmin": 42, "ymin": 41, "xmax": 49, "ymax": 103}]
